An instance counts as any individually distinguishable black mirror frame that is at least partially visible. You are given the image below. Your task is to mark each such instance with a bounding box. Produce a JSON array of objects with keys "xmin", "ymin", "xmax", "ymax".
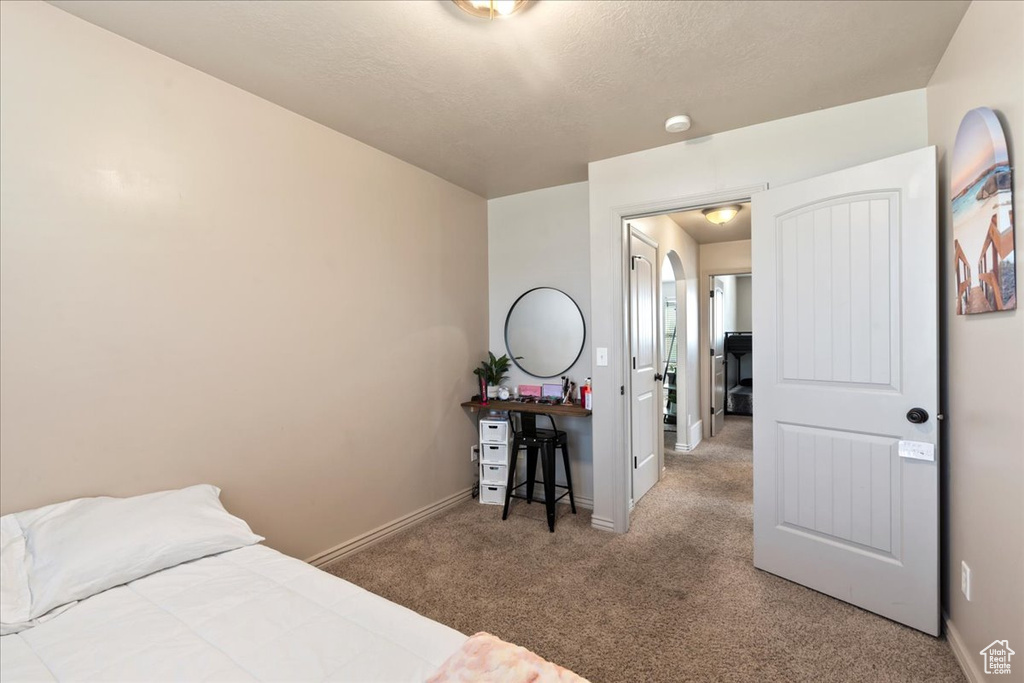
[{"xmin": 503, "ymin": 286, "xmax": 586, "ymax": 379}]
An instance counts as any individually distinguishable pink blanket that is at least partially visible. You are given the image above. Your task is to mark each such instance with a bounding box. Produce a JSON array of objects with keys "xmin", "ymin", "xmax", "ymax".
[{"xmin": 428, "ymin": 632, "xmax": 590, "ymax": 683}]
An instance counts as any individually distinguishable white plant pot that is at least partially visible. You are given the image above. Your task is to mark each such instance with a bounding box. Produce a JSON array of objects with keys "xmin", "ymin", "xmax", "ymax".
[{"xmin": 487, "ymin": 385, "xmax": 501, "ymax": 398}]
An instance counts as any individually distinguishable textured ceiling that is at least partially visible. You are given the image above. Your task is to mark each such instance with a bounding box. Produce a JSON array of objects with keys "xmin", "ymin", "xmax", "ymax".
[
  {"xmin": 49, "ymin": 0, "xmax": 969, "ymax": 198},
  {"xmin": 669, "ymin": 203, "xmax": 752, "ymax": 245}
]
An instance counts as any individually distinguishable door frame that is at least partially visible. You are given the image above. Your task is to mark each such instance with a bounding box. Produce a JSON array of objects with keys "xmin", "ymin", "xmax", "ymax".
[
  {"xmin": 700, "ymin": 268, "xmax": 753, "ymax": 439},
  {"xmin": 614, "ymin": 184, "xmax": 766, "ymax": 531}
]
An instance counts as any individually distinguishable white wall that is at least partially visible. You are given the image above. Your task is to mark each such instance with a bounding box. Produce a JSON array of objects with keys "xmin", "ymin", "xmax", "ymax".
[
  {"xmin": 732, "ymin": 275, "xmax": 753, "ymax": 387},
  {"xmin": 487, "ymin": 182, "xmax": 593, "ymax": 504},
  {"xmin": 0, "ymin": 2, "xmax": 488, "ymax": 560},
  {"xmin": 719, "ymin": 275, "xmax": 738, "ymax": 333},
  {"xmin": 628, "ymin": 214, "xmax": 700, "ymax": 456},
  {"xmin": 735, "ymin": 275, "xmax": 752, "ymax": 331},
  {"xmin": 588, "ymin": 89, "xmax": 930, "ymax": 531},
  {"xmin": 926, "ymin": 2, "xmax": 1023, "ymax": 678}
]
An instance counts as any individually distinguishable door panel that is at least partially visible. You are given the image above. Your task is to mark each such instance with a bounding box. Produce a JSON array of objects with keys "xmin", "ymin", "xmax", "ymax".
[
  {"xmin": 779, "ymin": 195, "xmax": 899, "ymax": 387},
  {"xmin": 753, "ymin": 147, "xmax": 939, "ymax": 635},
  {"xmin": 630, "ymin": 227, "xmax": 659, "ymax": 504},
  {"xmin": 711, "ymin": 278, "xmax": 725, "ymax": 435}
]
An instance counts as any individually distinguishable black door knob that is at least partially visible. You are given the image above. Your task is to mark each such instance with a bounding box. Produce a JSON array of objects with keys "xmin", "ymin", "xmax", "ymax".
[{"xmin": 906, "ymin": 408, "xmax": 929, "ymax": 424}]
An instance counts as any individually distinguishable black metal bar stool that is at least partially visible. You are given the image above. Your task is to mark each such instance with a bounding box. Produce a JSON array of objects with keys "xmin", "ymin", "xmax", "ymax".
[{"xmin": 501, "ymin": 412, "xmax": 576, "ymax": 532}]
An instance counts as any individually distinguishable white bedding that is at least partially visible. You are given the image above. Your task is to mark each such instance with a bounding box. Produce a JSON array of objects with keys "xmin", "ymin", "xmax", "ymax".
[{"xmin": 0, "ymin": 544, "xmax": 466, "ymax": 682}]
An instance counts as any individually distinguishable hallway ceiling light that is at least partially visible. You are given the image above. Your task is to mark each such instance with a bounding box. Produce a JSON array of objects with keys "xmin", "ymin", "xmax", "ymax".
[
  {"xmin": 453, "ymin": 0, "xmax": 529, "ymax": 19},
  {"xmin": 702, "ymin": 205, "xmax": 742, "ymax": 225},
  {"xmin": 665, "ymin": 114, "xmax": 692, "ymax": 133}
]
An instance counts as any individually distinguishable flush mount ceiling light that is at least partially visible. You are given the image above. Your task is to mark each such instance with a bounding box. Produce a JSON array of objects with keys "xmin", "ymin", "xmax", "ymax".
[
  {"xmin": 665, "ymin": 114, "xmax": 691, "ymax": 133},
  {"xmin": 453, "ymin": 0, "xmax": 529, "ymax": 19},
  {"xmin": 702, "ymin": 205, "xmax": 742, "ymax": 225}
]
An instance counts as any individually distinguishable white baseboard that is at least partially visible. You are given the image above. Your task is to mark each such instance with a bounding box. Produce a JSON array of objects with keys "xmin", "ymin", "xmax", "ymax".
[
  {"xmin": 591, "ymin": 514, "xmax": 615, "ymax": 532},
  {"xmin": 944, "ymin": 613, "xmax": 982, "ymax": 683},
  {"xmin": 306, "ymin": 487, "xmax": 473, "ymax": 568},
  {"xmin": 678, "ymin": 421, "xmax": 703, "ymax": 451}
]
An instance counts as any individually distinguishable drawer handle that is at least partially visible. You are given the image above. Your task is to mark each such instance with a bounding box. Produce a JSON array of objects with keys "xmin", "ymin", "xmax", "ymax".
[
  {"xmin": 487, "ymin": 425, "xmax": 498, "ymax": 429},
  {"xmin": 487, "ymin": 487, "xmax": 498, "ymax": 491}
]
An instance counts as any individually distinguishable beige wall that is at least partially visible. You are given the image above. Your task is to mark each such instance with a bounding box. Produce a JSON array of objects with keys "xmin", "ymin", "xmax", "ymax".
[
  {"xmin": 699, "ymin": 240, "xmax": 752, "ymax": 436},
  {"xmin": 487, "ymin": 182, "xmax": 593, "ymax": 504},
  {"xmin": 926, "ymin": 2, "xmax": 1024, "ymax": 679},
  {"xmin": 0, "ymin": 2, "xmax": 488, "ymax": 560}
]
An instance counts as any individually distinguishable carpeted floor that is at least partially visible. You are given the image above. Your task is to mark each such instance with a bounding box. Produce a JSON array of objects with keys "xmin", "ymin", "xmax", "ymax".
[{"xmin": 326, "ymin": 417, "xmax": 964, "ymax": 682}]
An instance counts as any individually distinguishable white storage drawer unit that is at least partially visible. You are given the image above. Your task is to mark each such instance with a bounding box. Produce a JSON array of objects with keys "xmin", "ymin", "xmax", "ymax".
[
  {"xmin": 480, "ymin": 462, "xmax": 507, "ymax": 486},
  {"xmin": 477, "ymin": 417, "xmax": 512, "ymax": 505},
  {"xmin": 480, "ymin": 442, "xmax": 509, "ymax": 465},
  {"xmin": 479, "ymin": 419, "xmax": 509, "ymax": 444},
  {"xmin": 480, "ymin": 484, "xmax": 505, "ymax": 505}
]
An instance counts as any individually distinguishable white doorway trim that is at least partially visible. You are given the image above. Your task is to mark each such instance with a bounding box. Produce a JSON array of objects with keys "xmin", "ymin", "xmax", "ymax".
[{"xmin": 601, "ymin": 183, "xmax": 767, "ymax": 534}]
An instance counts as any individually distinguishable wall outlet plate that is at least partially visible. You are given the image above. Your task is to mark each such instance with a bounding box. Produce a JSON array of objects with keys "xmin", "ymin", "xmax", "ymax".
[
  {"xmin": 470, "ymin": 445, "xmax": 479, "ymax": 462},
  {"xmin": 961, "ymin": 560, "xmax": 971, "ymax": 601}
]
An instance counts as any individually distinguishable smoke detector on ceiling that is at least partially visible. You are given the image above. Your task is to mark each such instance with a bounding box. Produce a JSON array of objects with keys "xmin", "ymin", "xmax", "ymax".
[{"xmin": 665, "ymin": 115, "xmax": 691, "ymax": 133}]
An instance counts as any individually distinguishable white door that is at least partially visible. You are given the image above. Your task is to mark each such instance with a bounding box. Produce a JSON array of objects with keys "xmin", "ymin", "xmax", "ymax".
[
  {"xmin": 752, "ymin": 147, "xmax": 939, "ymax": 635},
  {"xmin": 629, "ymin": 226, "xmax": 659, "ymax": 504},
  {"xmin": 710, "ymin": 277, "xmax": 726, "ymax": 436}
]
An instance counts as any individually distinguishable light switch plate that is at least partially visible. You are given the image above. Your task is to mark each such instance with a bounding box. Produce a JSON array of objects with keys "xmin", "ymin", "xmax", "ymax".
[{"xmin": 596, "ymin": 347, "xmax": 608, "ymax": 366}]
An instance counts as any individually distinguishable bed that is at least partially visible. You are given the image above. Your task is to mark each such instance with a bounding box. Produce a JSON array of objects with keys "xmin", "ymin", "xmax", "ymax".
[
  {"xmin": 1, "ymin": 485, "xmax": 586, "ymax": 683},
  {"xmin": 724, "ymin": 331, "xmax": 753, "ymax": 416},
  {"xmin": 1, "ymin": 543, "xmax": 465, "ymax": 682}
]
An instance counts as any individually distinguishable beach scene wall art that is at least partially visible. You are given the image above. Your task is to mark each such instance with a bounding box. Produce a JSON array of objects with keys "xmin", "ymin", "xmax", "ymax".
[{"xmin": 952, "ymin": 107, "xmax": 1015, "ymax": 314}]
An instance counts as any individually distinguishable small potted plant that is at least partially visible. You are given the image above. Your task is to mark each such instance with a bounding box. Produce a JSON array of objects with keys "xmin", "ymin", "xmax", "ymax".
[{"xmin": 473, "ymin": 352, "xmax": 518, "ymax": 398}]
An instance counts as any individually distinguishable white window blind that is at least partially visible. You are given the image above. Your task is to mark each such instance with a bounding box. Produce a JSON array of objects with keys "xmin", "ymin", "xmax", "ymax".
[{"xmin": 664, "ymin": 300, "xmax": 678, "ymax": 366}]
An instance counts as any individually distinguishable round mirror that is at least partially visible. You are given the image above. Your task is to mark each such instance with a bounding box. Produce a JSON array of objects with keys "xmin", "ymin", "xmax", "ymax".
[{"xmin": 504, "ymin": 287, "xmax": 586, "ymax": 378}]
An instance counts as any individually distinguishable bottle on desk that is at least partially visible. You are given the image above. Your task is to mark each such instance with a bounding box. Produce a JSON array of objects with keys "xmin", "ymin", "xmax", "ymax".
[{"xmin": 581, "ymin": 378, "xmax": 592, "ymax": 410}]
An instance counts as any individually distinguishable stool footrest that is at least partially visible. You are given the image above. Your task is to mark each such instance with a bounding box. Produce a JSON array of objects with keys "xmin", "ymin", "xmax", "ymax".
[
  {"xmin": 509, "ymin": 481, "xmax": 571, "ymax": 493},
  {"xmin": 508, "ymin": 491, "xmax": 571, "ymax": 504}
]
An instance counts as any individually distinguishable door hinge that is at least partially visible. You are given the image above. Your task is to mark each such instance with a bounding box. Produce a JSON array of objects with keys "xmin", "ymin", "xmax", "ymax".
[
  {"xmin": 620, "ymin": 385, "xmax": 625, "ymax": 395},
  {"xmin": 710, "ymin": 290, "xmax": 714, "ymax": 298},
  {"xmin": 631, "ymin": 255, "xmax": 638, "ymax": 270},
  {"xmin": 709, "ymin": 347, "xmax": 714, "ymax": 357},
  {"xmin": 634, "ymin": 456, "xmax": 637, "ymax": 469},
  {"xmin": 632, "ymin": 356, "xmax": 636, "ymax": 369},
  {"xmin": 710, "ymin": 405, "xmax": 714, "ymax": 413}
]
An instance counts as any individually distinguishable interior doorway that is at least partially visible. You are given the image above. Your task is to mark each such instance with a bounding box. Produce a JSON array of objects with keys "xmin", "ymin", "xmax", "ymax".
[
  {"xmin": 661, "ymin": 253, "xmax": 687, "ymax": 450},
  {"xmin": 621, "ymin": 199, "xmax": 752, "ymax": 507},
  {"xmin": 708, "ymin": 273, "xmax": 753, "ymax": 437}
]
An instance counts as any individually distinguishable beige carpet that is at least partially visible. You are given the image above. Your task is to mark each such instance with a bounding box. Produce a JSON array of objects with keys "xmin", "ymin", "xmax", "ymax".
[{"xmin": 326, "ymin": 417, "xmax": 964, "ymax": 682}]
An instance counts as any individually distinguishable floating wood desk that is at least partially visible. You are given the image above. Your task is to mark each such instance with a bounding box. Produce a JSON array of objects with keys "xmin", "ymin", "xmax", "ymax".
[{"xmin": 460, "ymin": 400, "xmax": 591, "ymax": 418}]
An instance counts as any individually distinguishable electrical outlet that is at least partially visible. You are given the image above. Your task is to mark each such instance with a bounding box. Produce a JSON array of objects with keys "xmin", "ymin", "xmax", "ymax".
[
  {"xmin": 470, "ymin": 445, "xmax": 479, "ymax": 462},
  {"xmin": 961, "ymin": 561, "xmax": 971, "ymax": 601}
]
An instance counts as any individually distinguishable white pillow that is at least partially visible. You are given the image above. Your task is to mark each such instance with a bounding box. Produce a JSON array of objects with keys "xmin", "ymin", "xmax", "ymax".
[
  {"xmin": 0, "ymin": 515, "xmax": 32, "ymax": 628},
  {"xmin": 9, "ymin": 484, "xmax": 262, "ymax": 623}
]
